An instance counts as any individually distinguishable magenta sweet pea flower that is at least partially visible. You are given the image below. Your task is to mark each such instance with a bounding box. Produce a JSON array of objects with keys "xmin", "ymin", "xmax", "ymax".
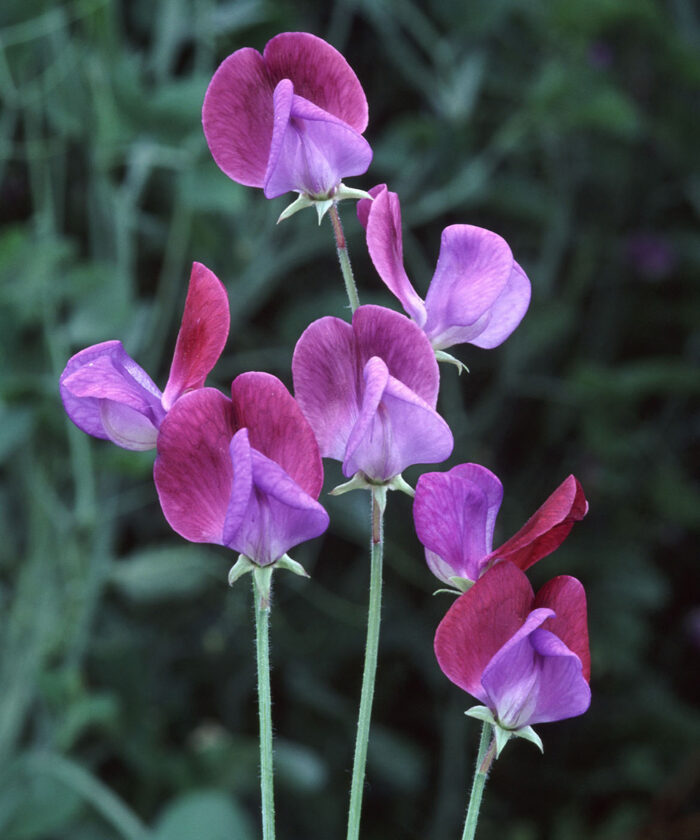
[
  {"xmin": 357, "ymin": 185, "xmax": 531, "ymax": 352},
  {"xmin": 203, "ymin": 32, "xmax": 372, "ymax": 200},
  {"xmin": 414, "ymin": 464, "xmax": 588, "ymax": 586},
  {"xmin": 435, "ymin": 561, "xmax": 591, "ymax": 744},
  {"xmin": 292, "ymin": 305, "xmax": 453, "ymax": 484},
  {"xmin": 60, "ymin": 263, "xmax": 229, "ymax": 451},
  {"xmin": 154, "ymin": 373, "xmax": 328, "ymax": 567}
]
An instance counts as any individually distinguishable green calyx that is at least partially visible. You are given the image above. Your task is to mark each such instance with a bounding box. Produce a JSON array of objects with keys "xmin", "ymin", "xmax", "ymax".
[
  {"xmin": 330, "ymin": 472, "xmax": 415, "ymax": 510},
  {"xmin": 277, "ymin": 183, "xmax": 374, "ymax": 224},
  {"xmin": 228, "ymin": 553, "xmax": 310, "ymax": 610},
  {"xmin": 434, "ymin": 350, "xmax": 469, "ymax": 374},
  {"xmin": 432, "ymin": 575, "xmax": 475, "ymax": 597},
  {"xmin": 465, "ymin": 706, "xmax": 544, "ymax": 757}
]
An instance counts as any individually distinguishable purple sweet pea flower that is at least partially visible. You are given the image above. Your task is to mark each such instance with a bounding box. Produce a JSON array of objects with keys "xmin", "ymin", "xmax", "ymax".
[
  {"xmin": 154, "ymin": 373, "xmax": 328, "ymax": 566},
  {"xmin": 414, "ymin": 464, "xmax": 587, "ymax": 585},
  {"xmin": 357, "ymin": 185, "xmax": 531, "ymax": 351},
  {"xmin": 435, "ymin": 561, "xmax": 591, "ymax": 732},
  {"xmin": 292, "ymin": 305, "xmax": 454, "ymax": 483},
  {"xmin": 60, "ymin": 263, "xmax": 229, "ymax": 451},
  {"xmin": 203, "ymin": 32, "xmax": 372, "ymax": 200}
]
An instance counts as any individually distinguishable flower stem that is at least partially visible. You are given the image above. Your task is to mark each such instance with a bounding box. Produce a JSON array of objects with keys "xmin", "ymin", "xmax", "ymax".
[
  {"xmin": 461, "ymin": 722, "xmax": 497, "ymax": 840},
  {"xmin": 346, "ymin": 489, "xmax": 385, "ymax": 840},
  {"xmin": 328, "ymin": 202, "xmax": 360, "ymax": 312},
  {"xmin": 253, "ymin": 577, "xmax": 275, "ymax": 840}
]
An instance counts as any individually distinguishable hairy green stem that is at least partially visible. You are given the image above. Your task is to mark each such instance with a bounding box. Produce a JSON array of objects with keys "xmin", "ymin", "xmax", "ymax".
[
  {"xmin": 346, "ymin": 489, "xmax": 385, "ymax": 840},
  {"xmin": 328, "ymin": 202, "xmax": 360, "ymax": 312},
  {"xmin": 254, "ymin": 578, "xmax": 275, "ymax": 840},
  {"xmin": 461, "ymin": 722, "xmax": 496, "ymax": 840}
]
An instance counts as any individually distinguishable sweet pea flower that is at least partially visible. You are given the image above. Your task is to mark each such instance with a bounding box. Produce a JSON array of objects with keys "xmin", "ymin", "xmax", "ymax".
[
  {"xmin": 154, "ymin": 373, "xmax": 328, "ymax": 573},
  {"xmin": 435, "ymin": 561, "xmax": 591, "ymax": 751},
  {"xmin": 292, "ymin": 305, "xmax": 453, "ymax": 485},
  {"xmin": 60, "ymin": 263, "xmax": 229, "ymax": 451},
  {"xmin": 414, "ymin": 464, "xmax": 587, "ymax": 587},
  {"xmin": 357, "ymin": 185, "xmax": 531, "ymax": 354},
  {"xmin": 203, "ymin": 32, "xmax": 372, "ymax": 203}
]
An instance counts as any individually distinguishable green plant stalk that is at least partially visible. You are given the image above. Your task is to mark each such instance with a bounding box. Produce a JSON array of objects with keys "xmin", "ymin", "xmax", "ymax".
[
  {"xmin": 461, "ymin": 722, "xmax": 496, "ymax": 840},
  {"xmin": 328, "ymin": 202, "xmax": 360, "ymax": 312},
  {"xmin": 346, "ymin": 489, "xmax": 385, "ymax": 840},
  {"xmin": 254, "ymin": 578, "xmax": 275, "ymax": 840}
]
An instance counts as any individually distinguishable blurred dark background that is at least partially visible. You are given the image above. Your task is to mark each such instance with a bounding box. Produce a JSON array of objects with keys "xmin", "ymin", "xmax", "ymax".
[{"xmin": 1, "ymin": 1, "xmax": 698, "ymax": 838}]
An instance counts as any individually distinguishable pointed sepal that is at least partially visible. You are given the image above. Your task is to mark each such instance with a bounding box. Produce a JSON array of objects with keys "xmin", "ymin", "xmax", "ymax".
[
  {"xmin": 274, "ymin": 553, "xmax": 310, "ymax": 579},
  {"xmin": 314, "ymin": 199, "xmax": 334, "ymax": 224},
  {"xmin": 512, "ymin": 724, "xmax": 544, "ymax": 753},
  {"xmin": 386, "ymin": 473, "xmax": 415, "ymax": 498},
  {"xmin": 277, "ymin": 193, "xmax": 315, "ymax": 223},
  {"xmin": 494, "ymin": 724, "xmax": 512, "ymax": 757},
  {"xmin": 330, "ymin": 472, "xmax": 372, "ymax": 496},
  {"xmin": 434, "ymin": 350, "xmax": 469, "ymax": 374},
  {"xmin": 464, "ymin": 705, "xmax": 496, "ymax": 725},
  {"xmin": 228, "ymin": 554, "xmax": 257, "ymax": 588},
  {"xmin": 334, "ymin": 183, "xmax": 374, "ymax": 203}
]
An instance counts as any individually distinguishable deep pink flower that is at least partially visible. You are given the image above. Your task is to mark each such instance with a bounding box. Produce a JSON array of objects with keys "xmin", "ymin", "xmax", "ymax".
[
  {"xmin": 60, "ymin": 263, "xmax": 229, "ymax": 451},
  {"xmin": 203, "ymin": 32, "xmax": 372, "ymax": 199},
  {"xmin": 154, "ymin": 373, "xmax": 328, "ymax": 566},
  {"xmin": 357, "ymin": 185, "xmax": 531, "ymax": 351},
  {"xmin": 292, "ymin": 305, "xmax": 453, "ymax": 483},
  {"xmin": 414, "ymin": 464, "xmax": 587, "ymax": 585},
  {"xmin": 435, "ymin": 562, "xmax": 591, "ymax": 731}
]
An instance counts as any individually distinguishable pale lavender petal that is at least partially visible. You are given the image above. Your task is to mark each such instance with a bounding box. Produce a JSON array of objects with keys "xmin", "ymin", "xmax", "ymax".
[
  {"xmin": 480, "ymin": 608, "xmax": 555, "ymax": 729},
  {"xmin": 423, "ymin": 226, "xmax": 514, "ymax": 350},
  {"xmin": 162, "ymin": 263, "xmax": 230, "ymax": 410},
  {"xmin": 467, "ymin": 262, "xmax": 531, "ymax": 349},
  {"xmin": 100, "ymin": 401, "xmax": 158, "ymax": 451},
  {"xmin": 231, "ymin": 371, "xmax": 324, "ymax": 499},
  {"xmin": 352, "ymin": 305, "xmax": 440, "ymax": 406},
  {"xmin": 263, "ymin": 32, "xmax": 368, "ymax": 132},
  {"xmin": 363, "ymin": 185, "xmax": 427, "ymax": 325},
  {"xmin": 264, "ymin": 82, "xmax": 371, "ymax": 198},
  {"xmin": 224, "ymin": 431, "xmax": 329, "ymax": 565},
  {"xmin": 154, "ymin": 388, "xmax": 236, "ymax": 544},
  {"xmin": 526, "ymin": 629, "xmax": 592, "ymax": 724},
  {"xmin": 202, "ymin": 47, "xmax": 273, "ymax": 188},
  {"xmin": 414, "ymin": 464, "xmax": 503, "ymax": 584},
  {"xmin": 292, "ymin": 316, "xmax": 359, "ymax": 461},
  {"xmin": 434, "ymin": 562, "xmax": 534, "ymax": 701},
  {"xmin": 60, "ymin": 340, "xmax": 164, "ymax": 448},
  {"xmin": 342, "ymin": 357, "xmax": 453, "ymax": 481}
]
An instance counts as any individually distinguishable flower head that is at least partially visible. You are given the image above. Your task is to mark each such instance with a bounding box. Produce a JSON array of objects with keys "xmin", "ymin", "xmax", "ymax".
[
  {"xmin": 203, "ymin": 32, "xmax": 372, "ymax": 200},
  {"xmin": 154, "ymin": 373, "xmax": 328, "ymax": 567},
  {"xmin": 60, "ymin": 263, "xmax": 229, "ymax": 451},
  {"xmin": 292, "ymin": 305, "xmax": 453, "ymax": 483},
  {"xmin": 435, "ymin": 562, "xmax": 591, "ymax": 733},
  {"xmin": 414, "ymin": 464, "xmax": 587, "ymax": 586},
  {"xmin": 357, "ymin": 185, "xmax": 531, "ymax": 351}
]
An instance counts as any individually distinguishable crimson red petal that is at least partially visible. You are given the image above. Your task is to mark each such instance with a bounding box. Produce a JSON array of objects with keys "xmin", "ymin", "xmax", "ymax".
[{"xmin": 535, "ymin": 575, "xmax": 591, "ymax": 683}]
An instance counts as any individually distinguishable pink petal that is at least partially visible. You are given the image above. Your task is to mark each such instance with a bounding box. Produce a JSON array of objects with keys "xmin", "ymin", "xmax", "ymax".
[
  {"xmin": 363, "ymin": 185, "xmax": 427, "ymax": 325},
  {"xmin": 342, "ymin": 357, "xmax": 453, "ymax": 480},
  {"xmin": 263, "ymin": 32, "xmax": 368, "ymax": 133},
  {"xmin": 487, "ymin": 475, "xmax": 588, "ymax": 572},
  {"xmin": 414, "ymin": 464, "xmax": 503, "ymax": 584},
  {"xmin": 230, "ymin": 371, "xmax": 324, "ymax": 499},
  {"xmin": 467, "ymin": 261, "xmax": 531, "ymax": 349},
  {"xmin": 356, "ymin": 183, "xmax": 384, "ymax": 229},
  {"xmin": 434, "ymin": 562, "xmax": 534, "ymax": 702},
  {"xmin": 224, "ymin": 430, "xmax": 329, "ymax": 565},
  {"xmin": 352, "ymin": 305, "xmax": 440, "ymax": 406},
  {"xmin": 536, "ymin": 576, "xmax": 591, "ymax": 683},
  {"xmin": 263, "ymin": 83, "xmax": 372, "ymax": 198},
  {"xmin": 292, "ymin": 316, "xmax": 359, "ymax": 461},
  {"xmin": 162, "ymin": 263, "xmax": 230, "ymax": 410},
  {"xmin": 154, "ymin": 388, "xmax": 236, "ymax": 544},
  {"xmin": 423, "ymin": 225, "xmax": 514, "ymax": 350},
  {"xmin": 202, "ymin": 46, "xmax": 274, "ymax": 188}
]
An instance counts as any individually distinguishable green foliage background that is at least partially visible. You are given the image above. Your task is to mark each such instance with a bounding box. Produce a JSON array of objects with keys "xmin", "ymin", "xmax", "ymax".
[{"xmin": 1, "ymin": 1, "xmax": 698, "ymax": 838}]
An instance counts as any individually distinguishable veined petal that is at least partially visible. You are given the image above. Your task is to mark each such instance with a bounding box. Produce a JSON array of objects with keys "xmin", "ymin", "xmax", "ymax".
[
  {"xmin": 231, "ymin": 371, "xmax": 324, "ymax": 499},
  {"xmin": 480, "ymin": 607, "xmax": 555, "ymax": 729},
  {"xmin": 352, "ymin": 305, "xmax": 440, "ymax": 406},
  {"xmin": 60, "ymin": 340, "xmax": 164, "ymax": 449},
  {"xmin": 292, "ymin": 316, "xmax": 359, "ymax": 461},
  {"xmin": 154, "ymin": 388, "xmax": 236, "ymax": 544},
  {"xmin": 343, "ymin": 357, "xmax": 453, "ymax": 481},
  {"xmin": 423, "ymin": 226, "xmax": 514, "ymax": 350},
  {"xmin": 225, "ymin": 433, "xmax": 329, "ymax": 565},
  {"xmin": 162, "ymin": 263, "xmax": 230, "ymax": 410},
  {"xmin": 467, "ymin": 262, "xmax": 531, "ymax": 349},
  {"xmin": 536, "ymin": 576, "xmax": 591, "ymax": 682},
  {"xmin": 202, "ymin": 46, "xmax": 273, "ymax": 188},
  {"xmin": 222, "ymin": 428, "xmax": 254, "ymax": 548},
  {"xmin": 434, "ymin": 562, "xmax": 534, "ymax": 701},
  {"xmin": 414, "ymin": 464, "xmax": 503, "ymax": 584},
  {"xmin": 487, "ymin": 475, "xmax": 588, "ymax": 572},
  {"xmin": 263, "ymin": 32, "xmax": 368, "ymax": 132},
  {"xmin": 264, "ymin": 83, "xmax": 371, "ymax": 198},
  {"xmin": 526, "ymin": 628, "xmax": 591, "ymax": 724},
  {"xmin": 363, "ymin": 185, "xmax": 427, "ymax": 326}
]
